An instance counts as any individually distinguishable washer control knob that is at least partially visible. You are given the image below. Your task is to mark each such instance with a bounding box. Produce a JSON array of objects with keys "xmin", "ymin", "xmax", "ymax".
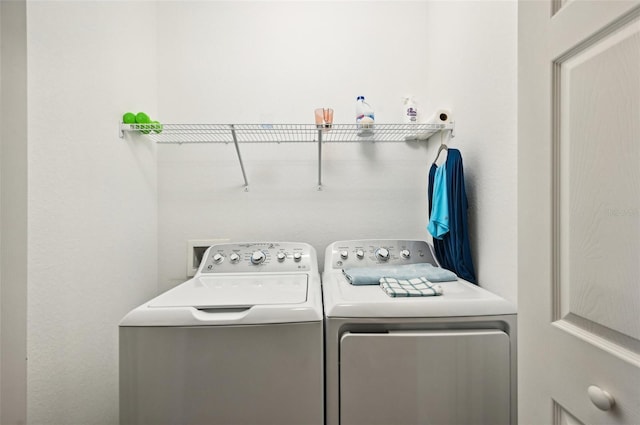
[
  {"xmin": 213, "ymin": 253, "xmax": 224, "ymax": 264},
  {"xmin": 293, "ymin": 252, "xmax": 302, "ymax": 262},
  {"xmin": 277, "ymin": 252, "xmax": 286, "ymax": 262},
  {"xmin": 400, "ymin": 249, "xmax": 411, "ymax": 259},
  {"xmin": 356, "ymin": 249, "xmax": 365, "ymax": 259},
  {"xmin": 375, "ymin": 248, "xmax": 390, "ymax": 261},
  {"xmin": 229, "ymin": 253, "xmax": 240, "ymax": 263},
  {"xmin": 251, "ymin": 250, "xmax": 266, "ymax": 265},
  {"xmin": 340, "ymin": 250, "xmax": 349, "ymax": 260}
]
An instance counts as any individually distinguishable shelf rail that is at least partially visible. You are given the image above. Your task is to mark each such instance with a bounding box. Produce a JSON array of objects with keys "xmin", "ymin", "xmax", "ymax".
[{"xmin": 119, "ymin": 122, "xmax": 455, "ymax": 189}]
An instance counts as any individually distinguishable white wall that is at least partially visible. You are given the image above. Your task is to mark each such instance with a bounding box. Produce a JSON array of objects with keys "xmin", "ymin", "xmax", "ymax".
[
  {"xmin": 26, "ymin": 2, "xmax": 158, "ymax": 424},
  {"xmin": 156, "ymin": 0, "xmax": 518, "ymax": 304},
  {"xmin": 423, "ymin": 1, "xmax": 518, "ymax": 303},
  {"xmin": 156, "ymin": 0, "xmax": 434, "ymax": 290}
]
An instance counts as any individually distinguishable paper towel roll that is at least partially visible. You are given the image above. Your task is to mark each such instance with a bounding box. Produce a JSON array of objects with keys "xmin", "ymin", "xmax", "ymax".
[
  {"xmin": 414, "ymin": 109, "xmax": 453, "ymax": 140},
  {"xmin": 426, "ymin": 109, "xmax": 453, "ymax": 125}
]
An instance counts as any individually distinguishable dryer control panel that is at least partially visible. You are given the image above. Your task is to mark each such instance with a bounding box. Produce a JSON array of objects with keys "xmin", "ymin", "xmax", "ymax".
[
  {"xmin": 199, "ymin": 242, "xmax": 315, "ymax": 274},
  {"xmin": 328, "ymin": 239, "xmax": 438, "ymax": 269}
]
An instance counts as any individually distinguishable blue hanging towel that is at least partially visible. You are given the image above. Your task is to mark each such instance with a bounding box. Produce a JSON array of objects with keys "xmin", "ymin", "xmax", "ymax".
[
  {"xmin": 427, "ymin": 162, "xmax": 449, "ymax": 239},
  {"xmin": 428, "ymin": 148, "xmax": 477, "ymax": 284}
]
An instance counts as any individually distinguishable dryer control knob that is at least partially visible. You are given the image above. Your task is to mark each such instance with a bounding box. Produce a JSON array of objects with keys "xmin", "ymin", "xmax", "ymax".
[
  {"xmin": 229, "ymin": 253, "xmax": 240, "ymax": 263},
  {"xmin": 340, "ymin": 250, "xmax": 349, "ymax": 259},
  {"xmin": 400, "ymin": 249, "xmax": 411, "ymax": 259},
  {"xmin": 375, "ymin": 248, "xmax": 390, "ymax": 261},
  {"xmin": 356, "ymin": 249, "xmax": 365, "ymax": 259},
  {"xmin": 251, "ymin": 250, "xmax": 266, "ymax": 265},
  {"xmin": 213, "ymin": 253, "xmax": 225, "ymax": 264},
  {"xmin": 293, "ymin": 252, "xmax": 302, "ymax": 262},
  {"xmin": 277, "ymin": 252, "xmax": 286, "ymax": 262}
]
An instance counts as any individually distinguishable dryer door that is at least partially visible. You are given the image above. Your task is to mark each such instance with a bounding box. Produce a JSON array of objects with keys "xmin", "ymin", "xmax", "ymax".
[{"xmin": 340, "ymin": 329, "xmax": 510, "ymax": 425}]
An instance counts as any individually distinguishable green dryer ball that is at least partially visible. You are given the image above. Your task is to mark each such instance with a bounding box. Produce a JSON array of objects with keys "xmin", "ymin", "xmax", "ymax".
[
  {"xmin": 135, "ymin": 112, "xmax": 150, "ymax": 123},
  {"xmin": 135, "ymin": 112, "xmax": 151, "ymax": 134},
  {"xmin": 122, "ymin": 112, "xmax": 136, "ymax": 124},
  {"xmin": 151, "ymin": 121, "xmax": 163, "ymax": 134}
]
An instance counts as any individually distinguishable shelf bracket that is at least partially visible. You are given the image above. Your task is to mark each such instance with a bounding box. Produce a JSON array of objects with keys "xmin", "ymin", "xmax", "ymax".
[
  {"xmin": 230, "ymin": 125, "xmax": 249, "ymax": 191},
  {"xmin": 317, "ymin": 129, "xmax": 323, "ymax": 190}
]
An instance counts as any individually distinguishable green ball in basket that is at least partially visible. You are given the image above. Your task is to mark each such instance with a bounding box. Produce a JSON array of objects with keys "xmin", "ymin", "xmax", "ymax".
[
  {"xmin": 122, "ymin": 112, "xmax": 136, "ymax": 124},
  {"xmin": 135, "ymin": 112, "xmax": 151, "ymax": 134},
  {"xmin": 151, "ymin": 120, "xmax": 163, "ymax": 134}
]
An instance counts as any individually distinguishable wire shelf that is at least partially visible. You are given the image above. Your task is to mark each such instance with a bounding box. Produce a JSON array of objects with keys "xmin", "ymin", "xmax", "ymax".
[
  {"xmin": 119, "ymin": 122, "xmax": 455, "ymax": 190},
  {"xmin": 119, "ymin": 123, "xmax": 454, "ymax": 143}
]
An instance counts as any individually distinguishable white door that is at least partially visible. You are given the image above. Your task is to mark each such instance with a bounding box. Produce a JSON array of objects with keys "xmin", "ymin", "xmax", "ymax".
[{"xmin": 519, "ymin": 1, "xmax": 640, "ymax": 424}]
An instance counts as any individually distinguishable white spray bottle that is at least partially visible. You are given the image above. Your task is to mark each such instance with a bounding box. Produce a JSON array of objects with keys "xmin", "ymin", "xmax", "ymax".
[{"xmin": 402, "ymin": 96, "xmax": 418, "ymax": 124}]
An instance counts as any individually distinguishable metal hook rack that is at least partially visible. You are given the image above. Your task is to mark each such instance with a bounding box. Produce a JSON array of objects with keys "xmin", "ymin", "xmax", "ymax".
[{"xmin": 119, "ymin": 122, "xmax": 455, "ymax": 190}]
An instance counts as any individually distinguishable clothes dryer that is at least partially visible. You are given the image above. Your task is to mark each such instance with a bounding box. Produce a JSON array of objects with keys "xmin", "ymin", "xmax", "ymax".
[
  {"xmin": 120, "ymin": 242, "xmax": 323, "ymax": 425},
  {"xmin": 323, "ymin": 239, "xmax": 517, "ymax": 425}
]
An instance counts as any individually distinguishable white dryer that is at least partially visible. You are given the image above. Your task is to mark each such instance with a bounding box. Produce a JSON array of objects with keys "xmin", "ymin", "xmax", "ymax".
[
  {"xmin": 120, "ymin": 242, "xmax": 323, "ymax": 425},
  {"xmin": 322, "ymin": 239, "xmax": 517, "ymax": 425}
]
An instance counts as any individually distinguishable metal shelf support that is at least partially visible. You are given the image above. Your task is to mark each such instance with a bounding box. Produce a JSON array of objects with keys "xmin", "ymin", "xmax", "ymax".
[
  {"xmin": 230, "ymin": 125, "xmax": 249, "ymax": 191},
  {"xmin": 318, "ymin": 129, "xmax": 323, "ymax": 190}
]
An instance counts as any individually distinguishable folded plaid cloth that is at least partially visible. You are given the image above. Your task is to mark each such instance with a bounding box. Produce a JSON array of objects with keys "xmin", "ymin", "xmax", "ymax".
[
  {"xmin": 379, "ymin": 277, "xmax": 444, "ymax": 298},
  {"xmin": 343, "ymin": 263, "xmax": 457, "ymax": 285}
]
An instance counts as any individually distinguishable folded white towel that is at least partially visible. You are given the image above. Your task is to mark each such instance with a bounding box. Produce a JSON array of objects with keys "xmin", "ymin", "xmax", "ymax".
[
  {"xmin": 343, "ymin": 263, "xmax": 457, "ymax": 285},
  {"xmin": 379, "ymin": 277, "xmax": 444, "ymax": 298}
]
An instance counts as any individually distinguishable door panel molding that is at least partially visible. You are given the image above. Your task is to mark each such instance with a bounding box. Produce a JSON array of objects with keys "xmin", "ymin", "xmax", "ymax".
[
  {"xmin": 550, "ymin": 2, "xmax": 640, "ymax": 59},
  {"xmin": 551, "ymin": 0, "xmax": 570, "ymax": 17},
  {"xmin": 553, "ymin": 317, "xmax": 640, "ymax": 365},
  {"xmin": 551, "ymin": 9, "xmax": 640, "ymax": 360},
  {"xmin": 553, "ymin": 400, "xmax": 585, "ymax": 425},
  {"xmin": 553, "ymin": 5, "xmax": 640, "ymax": 65}
]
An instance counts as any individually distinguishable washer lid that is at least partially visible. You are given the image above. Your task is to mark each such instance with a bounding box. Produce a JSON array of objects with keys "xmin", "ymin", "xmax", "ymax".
[{"xmin": 149, "ymin": 274, "xmax": 308, "ymax": 309}]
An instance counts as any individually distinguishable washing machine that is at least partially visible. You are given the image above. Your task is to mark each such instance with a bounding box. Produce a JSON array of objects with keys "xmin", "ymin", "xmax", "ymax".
[
  {"xmin": 119, "ymin": 242, "xmax": 323, "ymax": 425},
  {"xmin": 323, "ymin": 239, "xmax": 517, "ymax": 425}
]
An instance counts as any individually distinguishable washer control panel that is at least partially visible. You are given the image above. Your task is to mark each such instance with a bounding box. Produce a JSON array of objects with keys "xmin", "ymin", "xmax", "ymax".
[
  {"xmin": 329, "ymin": 239, "xmax": 438, "ymax": 269},
  {"xmin": 199, "ymin": 242, "xmax": 314, "ymax": 274}
]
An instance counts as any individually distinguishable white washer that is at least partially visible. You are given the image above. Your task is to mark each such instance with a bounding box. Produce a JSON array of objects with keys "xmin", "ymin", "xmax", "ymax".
[
  {"xmin": 323, "ymin": 239, "xmax": 517, "ymax": 425},
  {"xmin": 120, "ymin": 242, "xmax": 323, "ymax": 425}
]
